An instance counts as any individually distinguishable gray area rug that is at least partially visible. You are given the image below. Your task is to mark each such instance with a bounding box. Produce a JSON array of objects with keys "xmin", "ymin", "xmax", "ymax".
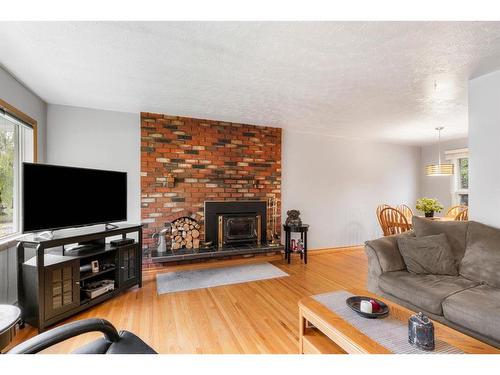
[{"xmin": 156, "ymin": 262, "xmax": 289, "ymax": 295}]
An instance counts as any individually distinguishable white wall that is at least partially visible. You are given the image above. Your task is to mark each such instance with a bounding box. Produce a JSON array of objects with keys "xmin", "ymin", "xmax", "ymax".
[
  {"xmin": 282, "ymin": 130, "xmax": 421, "ymax": 249},
  {"xmin": 0, "ymin": 66, "xmax": 47, "ymax": 161},
  {"xmin": 468, "ymin": 69, "xmax": 500, "ymax": 227},
  {"xmin": 47, "ymin": 105, "xmax": 140, "ymax": 223},
  {"xmin": 420, "ymin": 137, "xmax": 468, "ymax": 210}
]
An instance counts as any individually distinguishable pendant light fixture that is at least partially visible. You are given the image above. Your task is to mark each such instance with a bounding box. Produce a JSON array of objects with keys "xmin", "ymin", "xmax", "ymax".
[{"xmin": 426, "ymin": 126, "xmax": 454, "ymax": 176}]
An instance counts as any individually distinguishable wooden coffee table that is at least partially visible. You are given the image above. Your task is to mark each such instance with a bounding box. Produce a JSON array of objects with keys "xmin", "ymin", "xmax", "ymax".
[{"xmin": 298, "ymin": 289, "xmax": 500, "ymax": 354}]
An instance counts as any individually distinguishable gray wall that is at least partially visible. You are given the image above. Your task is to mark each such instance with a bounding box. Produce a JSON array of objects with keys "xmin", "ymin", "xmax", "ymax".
[
  {"xmin": 419, "ymin": 137, "xmax": 468, "ymax": 211},
  {"xmin": 469, "ymin": 69, "xmax": 500, "ymax": 227},
  {"xmin": 0, "ymin": 65, "xmax": 47, "ymax": 304},
  {"xmin": 282, "ymin": 130, "xmax": 421, "ymax": 248},
  {"xmin": 47, "ymin": 104, "xmax": 141, "ymax": 224}
]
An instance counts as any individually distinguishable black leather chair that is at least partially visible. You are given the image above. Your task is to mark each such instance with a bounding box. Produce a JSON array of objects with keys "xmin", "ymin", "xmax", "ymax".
[{"xmin": 8, "ymin": 318, "xmax": 157, "ymax": 354}]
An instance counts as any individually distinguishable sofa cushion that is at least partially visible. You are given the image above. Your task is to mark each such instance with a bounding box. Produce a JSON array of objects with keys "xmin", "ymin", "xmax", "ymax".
[
  {"xmin": 412, "ymin": 216, "xmax": 469, "ymax": 262},
  {"xmin": 379, "ymin": 271, "xmax": 479, "ymax": 315},
  {"xmin": 442, "ymin": 284, "xmax": 500, "ymax": 342},
  {"xmin": 459, "ymin": 221, "xmax": 500, "ymax": 288},
  {"xmin": 397, "ymin": 233, "xmax": 458, "ymax": 275}
]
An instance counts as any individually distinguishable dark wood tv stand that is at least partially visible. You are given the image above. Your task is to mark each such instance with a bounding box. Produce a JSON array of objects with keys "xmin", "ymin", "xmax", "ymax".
[{"xmin": 17, "ymin": 224, "xmax": 143, "ymax": 332}]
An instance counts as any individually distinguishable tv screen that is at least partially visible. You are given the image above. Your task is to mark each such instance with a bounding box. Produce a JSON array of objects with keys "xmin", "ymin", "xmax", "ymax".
[{"xmin": 23, "ymin": 163, "xmax": 127, "ymax": 232}]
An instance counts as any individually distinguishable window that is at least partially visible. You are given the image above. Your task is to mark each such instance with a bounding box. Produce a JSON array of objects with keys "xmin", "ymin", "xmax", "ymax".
[
  {"xmin": 445, "ymin": 148, "xmax": 469, "ymax": 206},
  {"xmin": 0, "ymin": 106, "xmax": 35, "ymax": 240}
]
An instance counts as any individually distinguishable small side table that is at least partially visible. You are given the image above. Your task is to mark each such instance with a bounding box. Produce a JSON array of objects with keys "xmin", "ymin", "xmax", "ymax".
[
  {"xmin": 0, "ymin": 304, "xmax": 21, "ymax": 353},
  {"xmin": 283, "ymin": 224, "xmax": 309, "ymax": 264}
]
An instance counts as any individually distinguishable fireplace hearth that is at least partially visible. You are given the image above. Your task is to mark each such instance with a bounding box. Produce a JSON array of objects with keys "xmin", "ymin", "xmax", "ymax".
[{"xmin": 149, "ymin": 200, "xmax": 283, "ymax": 263}]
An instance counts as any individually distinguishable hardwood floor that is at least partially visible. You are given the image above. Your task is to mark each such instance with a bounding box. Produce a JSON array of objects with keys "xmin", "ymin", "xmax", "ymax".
[{"xmin": 8, "ymin": 248, "xmax": 370, "ymax": 353}]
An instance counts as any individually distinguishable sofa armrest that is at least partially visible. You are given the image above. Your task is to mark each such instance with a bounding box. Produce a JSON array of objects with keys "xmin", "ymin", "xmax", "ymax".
[
  {"xmin": 364, "ymin": 232, "xmax": 410, "ymax": 294},
  {"xmin": 365, "ymin": 232, "xmax": 410, "ymax": 273}
]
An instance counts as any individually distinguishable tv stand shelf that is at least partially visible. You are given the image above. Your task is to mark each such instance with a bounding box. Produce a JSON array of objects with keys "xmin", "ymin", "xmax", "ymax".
[
  {"xmin": 80, "ymin": 266, "xmax": 117, "ymax": 281},
  {"xmin": 17, "ymin": 224, "xmax": 143, "ymax": 332}
]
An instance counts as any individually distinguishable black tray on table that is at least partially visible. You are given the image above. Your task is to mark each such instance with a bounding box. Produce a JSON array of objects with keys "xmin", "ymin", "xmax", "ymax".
[{"xmin": 346, "ymin": 296, "xmax": 390, "ymax": 319}]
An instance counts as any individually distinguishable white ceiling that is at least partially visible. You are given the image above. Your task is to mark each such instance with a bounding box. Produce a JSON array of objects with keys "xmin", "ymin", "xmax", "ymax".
[{"xmin": 1, "ymin": 21, "xmax": 500, "ymax": 145}]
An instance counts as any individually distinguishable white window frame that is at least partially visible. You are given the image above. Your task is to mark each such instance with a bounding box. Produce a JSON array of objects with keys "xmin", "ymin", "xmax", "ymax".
[
  {"xmin": 0, "ymin": 110, "xmax": 34, "ymax": 243},
  {"xmin": 445, "ymin": 148, "xmax": 469, "ymax": 206}
]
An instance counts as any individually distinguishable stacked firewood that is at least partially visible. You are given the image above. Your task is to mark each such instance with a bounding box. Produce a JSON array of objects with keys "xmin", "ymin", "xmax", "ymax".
[{"xmin": 171, "ymin": 217, "xmax": 201, "ymax": 250}]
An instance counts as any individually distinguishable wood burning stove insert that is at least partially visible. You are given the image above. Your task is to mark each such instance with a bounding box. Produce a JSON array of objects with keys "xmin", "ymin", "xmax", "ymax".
[
  {"xmin": 218, "ymin": 214, "xmax": 261, "ymax": 248},
  {"xmin": 205, "ymin": 201, "xmax": 266, "ymax": 249}
]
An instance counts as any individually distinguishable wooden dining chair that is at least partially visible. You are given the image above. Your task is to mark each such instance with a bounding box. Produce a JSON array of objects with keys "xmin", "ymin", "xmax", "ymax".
[
  {"xmin": 379, "ymin": 207, "xmax": 412, "ymax": 236},
  {"xmin": 454, "ymin": 208, "xmax": 469, "ymax": 221},
  {"xmin": 376, "ymin": 204, "xmax": 392, "ymax": 235},
  {"xmin": 446, "ymin": 205, "xmax": 467, "ymax": 219},
  {"xmin": 396, "ymin": 204, "xmax": 414, "ymax": 222}
]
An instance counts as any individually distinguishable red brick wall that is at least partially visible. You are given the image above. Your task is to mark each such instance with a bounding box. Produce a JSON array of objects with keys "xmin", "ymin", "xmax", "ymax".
[{"xmin": 141, "ymin": 112, "xmax": 282, "ymax": 251}]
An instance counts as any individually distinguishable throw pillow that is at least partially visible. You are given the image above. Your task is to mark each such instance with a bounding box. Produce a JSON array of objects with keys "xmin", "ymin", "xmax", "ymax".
[
  {"xmin": 411, "ymin": 216, "xmax": 469, "ymax": 262},
  {"xmin": 397, "ymin": 233, "xmax": 458, "ymax": 275}
]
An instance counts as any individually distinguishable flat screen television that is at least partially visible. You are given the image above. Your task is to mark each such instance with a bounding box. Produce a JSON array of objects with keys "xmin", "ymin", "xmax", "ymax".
[{"xmin": 22, "ymin": 163, "xmax": 127, "ymax": 233}]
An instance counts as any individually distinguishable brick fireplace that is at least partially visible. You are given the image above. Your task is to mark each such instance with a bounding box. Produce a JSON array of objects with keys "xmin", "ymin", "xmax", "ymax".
[{"xmin": 140, "ymin": 112, "xmax": 282, "ymax": 257}]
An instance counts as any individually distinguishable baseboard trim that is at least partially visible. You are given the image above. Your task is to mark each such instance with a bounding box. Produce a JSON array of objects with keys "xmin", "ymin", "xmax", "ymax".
[{"xmin": 308, "ymin": 245, "xmax": 363, "ymax": 255}]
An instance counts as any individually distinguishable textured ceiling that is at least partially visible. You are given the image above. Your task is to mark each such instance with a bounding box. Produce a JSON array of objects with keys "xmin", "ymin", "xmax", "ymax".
[{"xmin": 1, "ymin": 21, "xmax": 500, "ymax": 145}]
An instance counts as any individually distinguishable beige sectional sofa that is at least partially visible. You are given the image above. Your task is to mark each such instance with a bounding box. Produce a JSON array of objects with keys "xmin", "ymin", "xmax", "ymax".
[{"xmin": 365, "ymin": 216, "xmax": 500, "ymax": 348}]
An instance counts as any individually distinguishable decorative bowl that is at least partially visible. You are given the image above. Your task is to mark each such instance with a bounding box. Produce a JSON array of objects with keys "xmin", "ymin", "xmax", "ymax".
[{"xmin": 346, "ymin": 296, "xmax": 390, "ymax": 319}]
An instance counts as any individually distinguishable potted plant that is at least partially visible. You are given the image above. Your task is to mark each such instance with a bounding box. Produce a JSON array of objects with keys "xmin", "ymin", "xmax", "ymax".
[{"xmin": 416, "ymin": 197, "xmax": 443, "ymax": 218}]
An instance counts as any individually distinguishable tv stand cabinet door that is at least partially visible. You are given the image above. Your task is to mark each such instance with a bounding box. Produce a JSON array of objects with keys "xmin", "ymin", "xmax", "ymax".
[
  {"xmin": 44, "ymin": 260, "xmax": 80, "ymax": 321},
  {"xmin": 118, "ymin": 245, "xmax": 139, "ymax": 288}
]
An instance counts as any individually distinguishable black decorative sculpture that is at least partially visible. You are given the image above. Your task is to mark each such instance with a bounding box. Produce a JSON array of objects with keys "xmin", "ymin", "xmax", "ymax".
[{"xmin": 285, "ymin": 209, "xmax": 302, "ymax": 226}]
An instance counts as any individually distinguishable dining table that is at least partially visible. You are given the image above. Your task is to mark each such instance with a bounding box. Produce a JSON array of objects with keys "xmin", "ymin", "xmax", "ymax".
[
  {"xmin": 421, "ymin": 216, "xmax": 455, "ymax": 221},
  {"xmin": 410, "ymin": 216, "xmax": 455, "ymax": 224}
]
